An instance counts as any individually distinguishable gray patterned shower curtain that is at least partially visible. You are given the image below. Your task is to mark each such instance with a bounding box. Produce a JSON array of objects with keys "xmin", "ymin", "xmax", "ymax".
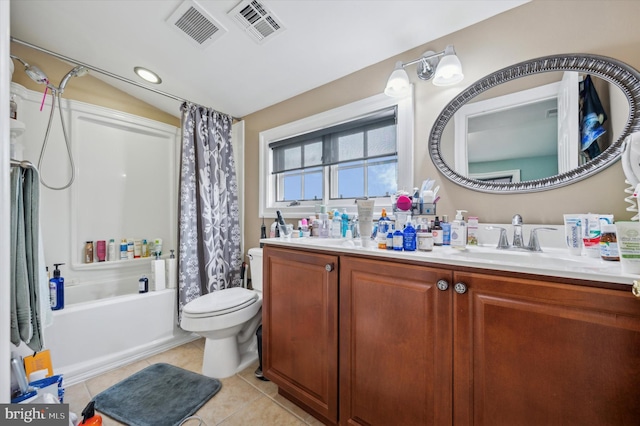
[{"xmin": 178, "ymin": 103, "xmax": 242, "ymax": 321}]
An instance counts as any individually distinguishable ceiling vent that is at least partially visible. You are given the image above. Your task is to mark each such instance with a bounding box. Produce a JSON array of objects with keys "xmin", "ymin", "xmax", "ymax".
[
  {"xmin": 167, "ymin": 0, "xmax": 227, "ymax": 49},
  {"xmin": 228, "ymin": 0, "xmax": 286, "ymax": 44}
]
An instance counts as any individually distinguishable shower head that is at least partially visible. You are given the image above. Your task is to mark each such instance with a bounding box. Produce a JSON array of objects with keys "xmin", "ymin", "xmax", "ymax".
[
  {"xmin": 10, "ymin": 54, "xmax": 49, "ymax": 85},
  {"xmin": 59, "ymin": 66, "xmax": 89, "ymax": 91}
]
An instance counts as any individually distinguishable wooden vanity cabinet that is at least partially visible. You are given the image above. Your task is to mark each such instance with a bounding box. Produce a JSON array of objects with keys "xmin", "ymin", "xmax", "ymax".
[
  {"xmin": 453, "ymin": 271, "xmax": 640, "ymax": 425},
  {"xmin": 339, "ymin": 256, "xmax": 454, "ymax": 426},
  {"xmin": 263, "ymin": 245, "xmax": 640, "ymax": 425},
  {"xmin": 262, "ymin": 246, "xmax": 340, "ymax": 425}
]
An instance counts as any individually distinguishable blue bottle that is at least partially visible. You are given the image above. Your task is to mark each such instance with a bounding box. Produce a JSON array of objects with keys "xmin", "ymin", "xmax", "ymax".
[
  {"xmin": 341, "ymin": 208, "xmax": 350, "ymax": 237},
  {"xmin": 393, "ymin": 227, "xmax": 404, "ymax": 251},
  {"xmin": 49, "ymin": 263, "xmax": 65, "ymax": 310},
  {"xmin": 442, "ymin": 216, "xmax": 451, "ymax": 246},
  {"xmin": 403, "ymin": 220, "xmax": 417, "ymax": 251}
]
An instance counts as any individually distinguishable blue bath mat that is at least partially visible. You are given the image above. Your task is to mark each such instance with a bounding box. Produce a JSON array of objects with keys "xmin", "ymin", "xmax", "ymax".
[{"xmin": 93, "ymin": 363, "xmax": 222, "ymax": 426}]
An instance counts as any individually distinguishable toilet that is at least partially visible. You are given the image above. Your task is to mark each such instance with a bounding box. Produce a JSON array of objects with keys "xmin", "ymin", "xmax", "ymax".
[{"xmin": 180, "ymin": 247, "xmax": 263, "ymax": 378}]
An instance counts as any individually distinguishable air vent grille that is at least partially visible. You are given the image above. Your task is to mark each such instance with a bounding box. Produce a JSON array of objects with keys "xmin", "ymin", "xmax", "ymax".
[
  {"xmin": 167, "ymin": 0, "xmax": 227, "ymax": 49},
  {"xmin": 229, "ymin": 0, "xmax": 286, "ymax": 44}
]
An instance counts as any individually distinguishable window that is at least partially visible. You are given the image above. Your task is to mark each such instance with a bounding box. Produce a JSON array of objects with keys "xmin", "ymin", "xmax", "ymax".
[{"xmin": 260, "ymin": 92, "xmax": 413, "ymax": 218}]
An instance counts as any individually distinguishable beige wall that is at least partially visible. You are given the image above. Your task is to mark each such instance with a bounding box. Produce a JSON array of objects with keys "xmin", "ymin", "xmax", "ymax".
[
  {"xmin": 242, "ymin": 0, "xmax": 640, "ymax": 251},
  {"xmin": 10, "ymin": 43, "xmax": 179, "ymax": 126}
]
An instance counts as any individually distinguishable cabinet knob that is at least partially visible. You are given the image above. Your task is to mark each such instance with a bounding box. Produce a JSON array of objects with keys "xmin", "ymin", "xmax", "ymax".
[
  {"xmin": 454, "ymin": 282, "xmax": 468, "ymax": 294},
  {"xmin": 436, "ymin": 279, "xmax": 449, "ymax": 291},
  {"xmin": 325, "ymin": 263, "xmax": 334, "ymax": 272}
]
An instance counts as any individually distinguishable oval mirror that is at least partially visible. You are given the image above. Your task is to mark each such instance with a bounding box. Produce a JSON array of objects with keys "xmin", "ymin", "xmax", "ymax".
[{"xmin": 429, "ymin": 54, "xmax": 640, "ymax": 193}]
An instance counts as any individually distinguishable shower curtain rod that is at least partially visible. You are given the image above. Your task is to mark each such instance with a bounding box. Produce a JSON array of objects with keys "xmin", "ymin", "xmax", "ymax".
[
  {"xmin": 10, "ymin": 159, "xmax": 36, "ymax": 169},
  {"xmin": 10, "ymin": 37, "xmax": 241, "ymax": 122}
]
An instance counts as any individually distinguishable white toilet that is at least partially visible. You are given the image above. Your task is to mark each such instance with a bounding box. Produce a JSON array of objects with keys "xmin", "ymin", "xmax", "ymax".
[{"xmin": 180, "ymin": 247, "xmax": 263, "ymax": 378}]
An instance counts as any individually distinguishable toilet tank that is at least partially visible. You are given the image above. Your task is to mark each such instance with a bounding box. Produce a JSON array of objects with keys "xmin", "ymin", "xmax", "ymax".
[{"xmin": 248, "ymin": 248, "xmax": 263, "ymax": 292}]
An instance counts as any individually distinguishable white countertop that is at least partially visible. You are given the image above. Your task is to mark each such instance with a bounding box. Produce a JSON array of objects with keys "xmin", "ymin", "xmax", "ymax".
[{"xmin": 260, "ymin": 236, "xmax": 640, "ymax": 287}]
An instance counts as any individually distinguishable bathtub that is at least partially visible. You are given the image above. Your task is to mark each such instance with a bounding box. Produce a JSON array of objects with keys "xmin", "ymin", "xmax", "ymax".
[{"xmin": 44, "ymin": 286, "xmax": 195, "ymax": 386}]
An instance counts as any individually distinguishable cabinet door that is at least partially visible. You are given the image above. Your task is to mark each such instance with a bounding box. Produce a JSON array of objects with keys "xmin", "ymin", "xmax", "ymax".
[
  {"xmin": 453, "ymin": 272, "xmax": 640, "ymax": 425},
  {"xmin": 263, "ymin": 246, "xmax": 339, "ymax": 424},
  {"xmin": 340, "ymin": 256, "xmax": 453, "ymax": 426}
]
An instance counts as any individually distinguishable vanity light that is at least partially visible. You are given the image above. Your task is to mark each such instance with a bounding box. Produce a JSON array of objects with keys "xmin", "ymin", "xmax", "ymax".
[
  {"xmin": 384, "ymin": 44, "xmax": 463, "ymax": 97},
  {"xmin": 134, "ymin": 66, "xmax": 162, "ymax": 84}
]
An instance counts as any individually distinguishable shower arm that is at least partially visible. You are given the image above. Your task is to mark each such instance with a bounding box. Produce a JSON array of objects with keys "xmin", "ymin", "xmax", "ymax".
[{"xmin": 10, "ymin": 36, "xmax": 241, "ymax": 122}]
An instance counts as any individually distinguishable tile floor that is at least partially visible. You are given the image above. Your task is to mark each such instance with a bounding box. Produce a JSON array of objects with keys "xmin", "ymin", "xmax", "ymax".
[{"xmin": 65, "ymin": 339, "xmax": 324, "ymax": 426}]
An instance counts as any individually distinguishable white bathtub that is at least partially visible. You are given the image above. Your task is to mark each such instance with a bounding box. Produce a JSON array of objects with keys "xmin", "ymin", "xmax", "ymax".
[{"xmin": 44, "ymin": 287, "xmax": 195, "ymax": 386}]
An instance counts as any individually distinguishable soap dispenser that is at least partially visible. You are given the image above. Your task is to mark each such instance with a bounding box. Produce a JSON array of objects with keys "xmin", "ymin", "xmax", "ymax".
[
  {"xmin": 450, "ymin": 210, "xmax": 468, "ymax": 249},
  {"xmin": 49, "ymin": 263, "xmax": 65, "ymax": 310}
]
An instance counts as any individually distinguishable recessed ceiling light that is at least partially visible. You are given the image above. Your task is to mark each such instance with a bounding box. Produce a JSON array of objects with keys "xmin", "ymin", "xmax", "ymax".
[{"xmin": 134, "ymin": 66, "xmax": 162, "ymax": 84}]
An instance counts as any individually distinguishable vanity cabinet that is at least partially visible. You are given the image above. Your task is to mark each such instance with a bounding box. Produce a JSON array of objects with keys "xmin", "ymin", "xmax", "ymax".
[
  {"xmin": 262, "ymin": 246, "xmax": 339, "ymax": 425},
  {"xmin": 263, "ymin": 244, "xmax": 640, "ymax": 425},
  {"xmin": 453, "ymin": 271, "xmax": 640, "ymax": 425},
  {"xmin": 339, "ymin": 256, "xmax": 454, "ymax": 425}
]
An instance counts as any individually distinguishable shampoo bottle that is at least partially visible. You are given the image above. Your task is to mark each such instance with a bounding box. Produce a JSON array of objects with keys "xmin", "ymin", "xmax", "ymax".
[
  {"xmin": 49, "ymin": 263, "xmax": 65, "ymax": 310},
  {"xmin": 441, "ymin": 214, "xmax": 451, "ymax": 246},
  {"xmin": 432, "ymin": 216, "xmax": 443, "ymax": 246},
  {"xmin": 107, "ymin": 239, "xmax": 116, "ymax": 261},
  {"xmin": 450, "ymin": 210, "xmax": 468, "ymax": 249},
  {"xmin": 403, "ymin": 220, "xmax": 417, "ymax": 251}
]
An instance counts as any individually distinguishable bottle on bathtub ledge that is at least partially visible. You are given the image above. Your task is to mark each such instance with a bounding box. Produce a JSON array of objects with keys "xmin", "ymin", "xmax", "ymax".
[{"xmin": 151, "ymin": 253, "xmax": 166, "ymax": 291}]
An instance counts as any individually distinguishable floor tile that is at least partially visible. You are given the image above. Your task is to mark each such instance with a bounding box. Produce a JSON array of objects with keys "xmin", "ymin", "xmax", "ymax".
[
  {"xmin": 194, "ymin": 374, "xmax": 263, "ymax": 424},
  {"xmin": 84, "ymin": 360, "xmax": 150, "ymax": 397},
  {"xmin": 217, "ymin": 395, "xmax": 306, "ymax": 426}
]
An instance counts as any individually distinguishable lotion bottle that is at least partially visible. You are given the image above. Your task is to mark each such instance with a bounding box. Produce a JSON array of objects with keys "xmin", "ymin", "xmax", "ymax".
[
  {"xmin": 49, "ymin": 263, "xmax": 65, "ymax": 310},
  {"xmin": 450, "ymin": 210, "xmax": 468, "ymax": 249}
]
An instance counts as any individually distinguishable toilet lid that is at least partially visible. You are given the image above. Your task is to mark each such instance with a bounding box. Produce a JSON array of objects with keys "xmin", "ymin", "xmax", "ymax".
[{"xmin": 183, "ymin": 287, "xmax": 259, "ymax": 317}]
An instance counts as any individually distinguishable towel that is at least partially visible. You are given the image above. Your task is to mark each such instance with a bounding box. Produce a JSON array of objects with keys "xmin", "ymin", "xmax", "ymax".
[
  {"xmin": 10, "ymin": 166, "xmax": 44, "ymax": 351},
  {"xmin": 580, "ymin": 75, "xmax": 608, "ymax": 159}
]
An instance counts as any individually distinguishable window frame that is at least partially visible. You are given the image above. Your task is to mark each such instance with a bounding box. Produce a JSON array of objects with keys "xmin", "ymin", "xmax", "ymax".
[{"xmin": 259, "ymin": 90, "xmax": 414, "ymax": 219}]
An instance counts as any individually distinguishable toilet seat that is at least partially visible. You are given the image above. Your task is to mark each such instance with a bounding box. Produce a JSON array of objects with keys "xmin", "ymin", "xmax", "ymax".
[{"xmin": 183, "ymin": 287, "xmax": 258, "ymax": 318}]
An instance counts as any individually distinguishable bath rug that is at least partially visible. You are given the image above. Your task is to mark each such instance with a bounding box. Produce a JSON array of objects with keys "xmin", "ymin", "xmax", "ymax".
[{"xmin": 93, "ymin": 363, "xmax": 221, "ymax": 426}]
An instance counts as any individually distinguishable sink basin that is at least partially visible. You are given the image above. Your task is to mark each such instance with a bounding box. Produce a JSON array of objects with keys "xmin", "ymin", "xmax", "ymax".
[{"xmin": 447, "ymin": 246, "xmax": 614, "ymax": 272}]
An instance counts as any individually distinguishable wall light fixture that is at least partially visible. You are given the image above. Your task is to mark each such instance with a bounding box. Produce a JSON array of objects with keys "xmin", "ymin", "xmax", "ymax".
[{"xmin": 384, "ymin": 45, "xmax": 463, "ymax": 97}]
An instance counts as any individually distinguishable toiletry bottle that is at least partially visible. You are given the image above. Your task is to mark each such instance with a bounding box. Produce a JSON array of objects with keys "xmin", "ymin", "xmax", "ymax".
[
  {"xmin": 127, "ymin": 239, "xmax": 134, "ymax": 259},
  {"xmin": 301, "ymin": 218, "xmax": 310, "ymax": 237},
  {"xmin": 85, "ymin": 241, "xmax": 94, "ymax": 263},
  {"xmin": 403, "ymin": 219, "xmax": 417, "ymax": 251},
  {"xmin": 270, "ymin": 220, "xmax": 277, "ymax": 238},
  {"xmin": 142, "ymin": 239, "xmax": 149, "ymax": 257},
  {"xmin": 120, "ymin": 239, "xmax": 127, "ymax": 260},
  {"xmin": 467, "ymin": 216, "xmax": 479, "ymax": 245},
  {"xmin": 600, "ymin": 224, "xmax": 620, "ymax": 261},
  {"xmin": 139, "ymin": 275, "xmax": 149, "ymax": 293},
  {"xmin": 319, "ymin": 206, "xmax": 330, "ymax": 238},
  {"xmin": 133, "ymin": 240, "xmax": 142, "ymax": 258},
  {"xmin": 432, "ymin": 216, "xmax": 443, "ymax": 246},
  {"xmin": 450, "ymin": 210, "xmax": 468, "ymax": 249},
  {"xmin": 96, "ymin": 240, "xmax": 106, "ymax": 262},
  {"xmin": 152, "ymin": 252, "xmax": 166, "ymax": 291},
  {"xmin": 10, "ymin": 95, "xmax": 17, "ymax": 120},
  {"xmin": 331, "ymin": 210, "xmax": 342, "ymax": 238},
  {"xmin": 386, "ymin": 223, "xmax": 394, "ymax": 250},
  {"xmin": 341, "ymin": 209, "xmax": 350, "ymax": 237},
  {"xmin": 107, "ymin": 239, "xmax": 115, "ymax": 261},
  {"xmin": 49, "ymin": 263, "xmax": 65, "ymax": 310},
  {"xmin": 393, "ymin": 225, "xmax": 404, "ymax": 251},
  {"xmin": 441, "ymin": 214, "xmax": 451, "ymax": 246},
  {"xmin": 377, "ymin": 208, "xmax": 390, "ymax": 249}
]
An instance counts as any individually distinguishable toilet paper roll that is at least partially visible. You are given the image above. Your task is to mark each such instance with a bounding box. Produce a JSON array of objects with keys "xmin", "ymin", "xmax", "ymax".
[
  {"xmin": 152, "ymin": 259, "xmax": 166, "ymax": 291},
  {"xmin": 166, "ymin": 258, "xmax": 177, "ymax": 289}
]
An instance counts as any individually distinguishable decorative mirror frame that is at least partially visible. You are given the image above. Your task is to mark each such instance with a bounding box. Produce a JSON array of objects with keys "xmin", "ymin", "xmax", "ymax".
[{"xmin": 429, "ymin": 53, "xmax": 640, "ymax": 193}]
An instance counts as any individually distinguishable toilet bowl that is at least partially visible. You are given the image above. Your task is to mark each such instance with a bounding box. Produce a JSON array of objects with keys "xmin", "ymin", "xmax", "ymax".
[{"xmin": 180, "ymin": 247, "xmax": 263, "ymax": 378}]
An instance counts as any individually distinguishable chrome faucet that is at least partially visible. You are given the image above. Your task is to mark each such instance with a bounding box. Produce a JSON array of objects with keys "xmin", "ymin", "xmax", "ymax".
[
  {"xmin": 486, "ymin": 214, "xmax": 556, "ymax": 252},
  {"xmin": 512, "ymin": 214, "xmax": 525, "ymax": 249}
]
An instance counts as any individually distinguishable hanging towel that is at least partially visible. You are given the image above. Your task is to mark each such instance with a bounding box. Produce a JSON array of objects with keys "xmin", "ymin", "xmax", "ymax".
[
  {"xmin": 10, "ymin": 166, "xmax": 44, "ymax": 351},
  {"xmin": 580, "ymin": 75, "xmax": 608, "ymax": 158}
]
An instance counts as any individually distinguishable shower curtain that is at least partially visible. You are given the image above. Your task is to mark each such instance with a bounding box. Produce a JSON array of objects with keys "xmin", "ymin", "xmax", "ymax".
[
  {"xmin": 10, "ymin": 165, "xmax": 44, "ymax": 352},
  {"xmin": 178, "ymin": 103, "xmax": 242, "ymax": 320}
]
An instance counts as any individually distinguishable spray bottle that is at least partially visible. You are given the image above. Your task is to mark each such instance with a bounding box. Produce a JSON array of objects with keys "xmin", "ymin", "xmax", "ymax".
[
  {"xmin": 80, "ymin": 401, "xmax": 103, "ymax": 426},
  {"xmin": 49, "ymin": 263, "xmax": 65, "ymax": 310}
]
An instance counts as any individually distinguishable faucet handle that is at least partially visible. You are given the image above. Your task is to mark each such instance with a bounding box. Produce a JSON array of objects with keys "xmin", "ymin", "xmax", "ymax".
[
  {"xmin": 527, "ymin": 227, "xmax": 556, "ymax": 252},
  {"xmin": 486, "ymin": 226, "xmax": 510, "ymax": 249}
]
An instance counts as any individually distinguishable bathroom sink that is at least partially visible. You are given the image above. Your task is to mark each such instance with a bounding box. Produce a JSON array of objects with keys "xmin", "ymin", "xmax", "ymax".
[{"xmin": 447, "ymin": 246, "xmax": 614, "ymax": 272}]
